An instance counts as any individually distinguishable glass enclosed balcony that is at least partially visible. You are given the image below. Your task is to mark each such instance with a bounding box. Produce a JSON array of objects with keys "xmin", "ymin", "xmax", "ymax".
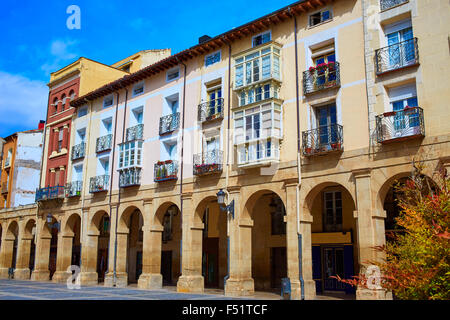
[
  {"xmin": 237, "ymin": 139, "xmax": 280, "ymax": 168},
  {"xmin": 71, "ymin": 142, "xmax": 85, "ymax": 161},
  {"xmin": 96, "ymin": 134, "xmax": 113, "ymax": 153},
  {"xmin": 89, "ymin": 175, "xmax": 109, "ymax": 193},
  {"xmin": 159, "ymin": 113, "xmax": 180, "ymax": 135},
  {"xmin": 380, "ymin": 0, "xmax": 408, "ymax": 11},
  {"xmin": 375, "ymin": 107, "xmax": 424, "ymax": 144},
  {"xmin": 126, "ymin": 124, "xmax": 144, "ymax": 141},
  {"xmin": 119, "ymin": 167, "xmax": 141, "ymax": 188},
  {"xmin": 35, "ymin": 186, "xmax": 65, "ymax": 202},
  {"xmin": 303, "ymin": 62, "xmax": 341, "ymax": 95},
  {"xmin": 375, "ymin": 38, "xmax": 419, "ymax": 75},
  {"xmin": 65, "ymin": 181, "xmax": 82, "ymax": 197},
  {"xmin": 154, "ymin": 160, "xmax": 178, "ymax": 182},
  {"xmin": 302, "ymin": 124, "xmax": 344, "ymax": 156},
  {"xmin": 193, "ymin": 150, "xmax": 223, "ymax": 176},
  {"xmin": 198, "ymin": 98, "xmax": 224, "ymax": 123}
]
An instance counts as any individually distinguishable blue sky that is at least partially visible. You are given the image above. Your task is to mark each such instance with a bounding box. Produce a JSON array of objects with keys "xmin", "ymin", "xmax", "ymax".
[{"xmin": 0, "ymin": 0, "xmax": 295, "ymax": 137}]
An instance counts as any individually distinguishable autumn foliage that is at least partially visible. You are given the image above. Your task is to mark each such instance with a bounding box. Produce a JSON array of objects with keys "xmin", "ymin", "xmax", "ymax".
[{"xmin": 335, "ymin": 163, "xmax": 450, "ymax": 300}]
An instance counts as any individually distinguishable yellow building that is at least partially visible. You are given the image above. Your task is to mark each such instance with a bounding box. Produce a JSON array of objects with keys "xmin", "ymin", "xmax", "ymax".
[{"xmin": 0, "ymin": 0, "xmax": 449, "ymax": 300}]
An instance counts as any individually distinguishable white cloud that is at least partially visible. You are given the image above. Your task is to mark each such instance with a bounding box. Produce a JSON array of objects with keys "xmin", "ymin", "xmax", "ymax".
[
  {"xmin": 41, "ymin": 39, "xmax": 79, "ymax": 75},
  {"xmin": 0, "ymin": 71, "xmax": 47, "ymax": 130}
]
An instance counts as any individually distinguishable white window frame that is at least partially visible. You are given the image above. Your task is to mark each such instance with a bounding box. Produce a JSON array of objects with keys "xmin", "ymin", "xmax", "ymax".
[
  {"xmin": 132, "ymin": 82, "xmax": 145, "ymax": 97},
  {"xmin": 130, "ymin": 106, "xmax": 144, "ymax": 127},
  {"xmin": 308, "ymin": 7, "xmax": 333, "ymax": 27},
  {"xmin": 103, "ymin": 95, "xmax": 114, "ymax": 108},
  {"xmin": 118, "ymin": 141, "xmax": 143, "ymax": 169},
  {"xmin": 97, "ymin": 155, "xmax": 110, "ymax": 176},
  {"xmin": 72, "ymin": 163, "xmax": 83, "ymax": 182},
  {"xmin": 166, "ymin": 67, "xmax": 180, "ymax": 82},
  {"xmin": 205, "ymin": 50, "xmax": 221, "ymax": 67},
  {"xmin": 77, "ymin": 106, "xmax": 88, "ymax": 118},
  {"xmin": 101, "ymin": 117, "xmax": 113, "ymax": 136},
  {"xmin": 252, "ymin": 30, "xmax": 271, "ymax": 48}
]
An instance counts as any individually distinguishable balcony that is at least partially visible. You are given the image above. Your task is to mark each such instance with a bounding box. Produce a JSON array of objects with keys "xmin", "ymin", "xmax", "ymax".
[
  {"xmin": 1, "ymin": 182, "xmax": 8, "ymax": 194},
  {"xmin": 119, "ymin": 167, "xmax": 141, "ymax": 188},
  {"xmin": 154, "ymin": 160, "xmax": 178, "ymax": 182},
  {"xmin": 71, "ymin": 142, "xmax": 86, "ymax": 161},
  {"xmin": 302, "ymin": 124, "xmax": 344, "ymax": 156},
  {"xmin": 65, "ymin": 181, "xmax": 82, "ymax": 198},
  {"xmin": 126, "ymin": 124, "xmax": 144, "ymax": 142},
  {"xmin": 375, "ymin": 38, "xmax": 419, "ymax": 75},
  {"xmin": 193, "ymin": 150, "xmax": 223, "ymax": 176},
  {"xmin": 303, "ymin": 62, "xmax": 340, "ymax": 95},
  {"xmin": 4, "ymin": 158, "xmax": 11, "ymax": 169},
  {"xmin": 159, "ymin": 113, "xmax": 180, "ymax": 135},
  {"xmin": 198, "ymin": 98, "xmax": 224, "ymax": 123},
  {"xmin": 35, "ymin": 186, "xmax": 65, "ymax": 202},
  {"xmin": 96, "ymin": 134, "xmax": 113, "ymax": 153},
  {"xmin": 375, "ymin": 107, "xmax": 424, "ymax": 144},
  {"xmin": 89, "ymin": 175, "xmax": 109, "ymax": 193},
  {"xmin": 380, "ymin": 0, "xmax": 408, "ymax": 11}
]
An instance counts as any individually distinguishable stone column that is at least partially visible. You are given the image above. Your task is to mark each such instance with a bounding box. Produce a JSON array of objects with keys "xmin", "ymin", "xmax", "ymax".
[
  {"xmin": 63, "ymin": 125, "xmax": 69, "ymax": 150},
  {"xmin": 177, "ymin": 192, "xmax": 204, "ymax": 293},
  {"xmin": 0, "ymin": 232, "xmax": 15, "ymax": 279},
  {"xmin": 53, "ymin": 128, "xmax": 59, "ymax": 152},
  {"xmin": 14, "ymin": 225, "xmax": 33, "ymax": 280},
  {"xmin": 104, "ymin": 203, "xmax": 128, "ymax": 287},
  {"xmin": 138, "ymin": 198, "xmax": 164, "ymax": 289},
  {"xmin": 79, "ymin": 228, "xmax": 99, "ymax": 286},
  {"xmin": 52, "ymin": 233, "xmax": 73, "ymax": 283},
  {"xmin": 353, "ymin": 169, "xmax": 391, "ymax": 300},
  {"xmin": 225, "ymin": 186, "xmax": 255, "ymax": 297},
  {"xmin": 31, "ymin": 220, "xmax": 51, "ymax": 281}
]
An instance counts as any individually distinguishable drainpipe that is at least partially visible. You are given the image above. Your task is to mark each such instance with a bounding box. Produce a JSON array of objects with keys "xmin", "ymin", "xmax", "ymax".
[
  {"xmin": 112, "ymin": 87, "xmax": 127, "ymax": 286},
  {"xmin": 176, "ymin": 57, "xmax": 187, "ymax": 274},
  {"xmin": 291, "ymin": 7, "xmax": 305, "ymax": 300},
  {"xmin": 361, "ymin": 1, "xmax": 373, "ymax": 155}
]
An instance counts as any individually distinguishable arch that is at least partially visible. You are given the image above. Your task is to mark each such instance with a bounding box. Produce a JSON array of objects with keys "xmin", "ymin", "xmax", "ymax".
[
  {"xmin": 303, "ymin": 181, "xmax": 356, "ymax": 213},
  {"xmin": 193, "ymin": 195, "xmax": 218, "ymax": 225},
  {"xmin": 154, "ymin": 201, "xmax": 179, "ymax": 227},
  {"xmin": 243, "ymin": 188, "xmax": 286, "ymax": 221},
  {"xmin": 23, "ymin": 218, "xmax": 36, "ymax": 239},
  {"xmin": 90, "ymin": 210, "xmax": 110, "ymax": 235},
  {"xmin": 62, "ymin": 212, "xmax": 81, "ymax": 237},
  {"xmin": 118, "ymin": 205, "xmax": 144, "ymax": 233},
  {"xmin": 6, "ymin": 220, "xmax": 19, "ymax": 240},
  {"xmin": 52, "ymin": 97, "xmax": 59, "ymax": 114},
  {"xmin": 61, "ymin": 93, "xmax": 66, "ymax": 111}
]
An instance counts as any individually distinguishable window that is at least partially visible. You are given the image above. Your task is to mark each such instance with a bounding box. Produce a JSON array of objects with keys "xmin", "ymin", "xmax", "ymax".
[
  {"xmin": 207, "ymin": 87, "xmax": 222, "ymax": 115},
  {"xmin": 103, "ymin": 95, "xmax": 114, "ymax": 108},
  {"xmin": 323, "ymin": 191, "xmax": 342, "ymax": 232},
  {"xmin": 101, "ymin": 117, "xmax": 113, "ymax": 135},
  {"xmin": 61, "ymin": 94, "xmax": 66, "ymax": 111},
  {"xmin": 315, "ymin": 104, "xmax": 338, "ymax": 145},
  {"xmin": 132, "ymin": 83, "xmax": 144, "ymax": 97},
  {"xmin": 234, "ymin": 44, "xmax": 280, "ymax": 88},
  {"xmin": 309, "ymin": 9, "xmax": 332, "ymax": 27},
  {"xmin": 52, "ymin": 98, "xmax": 58, "ymax": 114},
  {"xmin": 54, "ymin": 170, "xmax": 61, "ymax": 187},
  {"xmin": 132, "ymin": 107, "xmax": 143, "ymax": 125},
  {"xmin": 98, "ymin": 157, "xmax": 110, "ymax": 175},
  {"xmin": 239, "ymin": 83, "xmax": 276, "ymax": 106},
  {"xmin": 166, "ymin": 68, "xmax": 180, "ymax": 82},
  {"xmin": 58, "ymin": 129, "xmax": 63, "ymax": 152},
  {"xmin": 385, "ymin": 22, "xmax": 415, "ymax": 69},
  {"xmin": 72, "ymin": 164, "xmax": 83, "ymax": 182},
  {"xmin": 78, "ymin": 106, "xmax": 88, "ymax": 118},
  {"xmin": 118, "ymin": 141, "xmax": 143, "ymax": 169},
  {"xmin": 252, "ymin": 31, "xmax": 271, "ymax": 47},
  {"xmin": 205, "ymin": 51, "xmax": 221, "ymax": 67},
  {"xmin": 69, "ymin": 90, "xmax": 76, "ymax": 101},
  {"xmin": 388, "ymin": 83, "xmax": 419, "ymax": 130}
]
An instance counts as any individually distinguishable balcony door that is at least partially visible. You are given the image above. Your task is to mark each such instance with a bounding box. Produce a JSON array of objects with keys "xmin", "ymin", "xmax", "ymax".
[
  {"xmin": 314, "ymin": 52, "xmax": 336, "ymax": 86},
  {"xmin": 315, "ymin": 104, "xmax": 337, "ymax": 146},
  {"xmin": 389, "ymin": 84, "xmax": 419, "ymax": 137},
  {"xmin": 386, "ymin": 22, "xmax": 414, "ymax": 69},
  {"xmin": 208, "ymin": 88, "xmax": 222, "ymax": 115}
]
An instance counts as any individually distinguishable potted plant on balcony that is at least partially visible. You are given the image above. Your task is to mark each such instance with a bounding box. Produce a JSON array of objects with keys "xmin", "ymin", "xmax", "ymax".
[
  {"xmin": 165, "ymin": 160, "xmax": 173, "ymax": 164},
  {"xmin": 383, "ymin": 111, "xmax": 396, "ymax": 117},
  {"xmin": 328, "ymin": 61, "xmax": 336, "ymax": 71},
  {"xmin": 316, "ymin": 63, "xmax": 328, "ymax": 74},
  {"xmin": 309, "ymin": 66, "xmax": 316, "ymax": 74}
]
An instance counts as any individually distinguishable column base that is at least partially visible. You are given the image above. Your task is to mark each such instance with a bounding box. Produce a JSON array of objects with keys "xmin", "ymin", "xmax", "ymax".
[
  {"xmin": 225, "ymin": 278, "xmax": 254, "ymax": 297},
  {"xmin": 177, "ymin": 275, "xmax": 204, "ymax": 293},
  {"xmin": 356, "ymin": 288, "xmax": 393, "ymax": 300},
  {"xmin": 79, "ymin": 272, "xmax": 99, "ymax": 286},
  {"xmin": 31, "ymin": 269, "xmax": 50, "ymax": 281},
  {"xmin": 0, "ymin": 268, "xmax": 10, "ymax": 279},
  {"xmin": 14, "ymin": 268, "xmax": 31, "ymax": 280},
  {"xmin": 52, "ymin": 271, "xmax": 72, "ymax": 283},
  {"xmin": 137, "ymin": 273, "xmax": 163, "ymax": 290},
  {"xmin": 104, "ymin": 272, "xmax": 128, "ymax": 288}
]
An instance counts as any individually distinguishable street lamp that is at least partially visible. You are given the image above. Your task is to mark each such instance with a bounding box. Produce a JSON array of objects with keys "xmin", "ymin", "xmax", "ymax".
[
  {"xmin": 216, "ymin": 189, "xmax": 234, "ymax": 219},
  {"xmin": 46, "ymin": 213, "xmax": 53, "ymax": 224}
]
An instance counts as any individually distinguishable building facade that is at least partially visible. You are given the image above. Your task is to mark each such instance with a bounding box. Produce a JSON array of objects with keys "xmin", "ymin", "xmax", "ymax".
[{"xmin": 0, "ymin": 0, "xmax": 449, "ymax": 300}]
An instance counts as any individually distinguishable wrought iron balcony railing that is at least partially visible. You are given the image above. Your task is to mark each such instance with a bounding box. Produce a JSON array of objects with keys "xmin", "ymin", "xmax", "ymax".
[
  {"xmin": 193, "ymin": 150, "xmax": 223, "ymax": 176},
  {"xmin": 154, "ymin": 160, "xmax": 178, "ymax": 182},
  {"xmin": 380, "ymin": 0, "xmax": 408, "ymax": 11},
  {"xmin": 126, "ymin": 124, "xmax": 144, "ymax": 141},
  {"xmin": 302, "ymin": 124, "xmax": 344, "ymax": 156},
  {"xmin": 159, "ymin": 113, "xmax": 180, "ymax": 135},
  {"xmin": 96, "ymin": 134, "xmax": 113, "ymax": 153},
  {"xmin": 198, "ymin": 98, "xmax": 224, "ymax": 123},
  {"xmin": 71, "ymin": 142, "xmax": 86, "ymax": 160},
  {"xmin": 375, "ymin": 38, "xmax": 419, "ymax": 75},
  {"xmin": 303, "ymin": 62, "xmax": 340, "ymax": 95},
  {"xmin": 1, "ymin": 182, "xmax": 8, "ymax": 194},
  {"xmin": 375, "ymin": 107, "xmax": 424, "ymax": 144},
  {"xmin": 119, "ymin": 167, "xmax": 141, "ymax": 188},
  {"xmin": 89, "ymin": 175, "xmax": 110, "ymax": 193},
  {"xmin": 65, "ymin": 181, "xmax": 82, "ymax": 197},
  {"xmin": 35, "ymin": 186, "xmax": 65, "ymax": 202}
]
